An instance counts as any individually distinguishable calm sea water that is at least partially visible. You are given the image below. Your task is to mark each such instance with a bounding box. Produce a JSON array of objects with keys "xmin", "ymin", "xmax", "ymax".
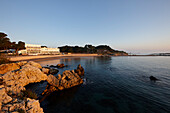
[{"xmin": 27, "ymin": 56, "xmax": 170, "ymax": 113}]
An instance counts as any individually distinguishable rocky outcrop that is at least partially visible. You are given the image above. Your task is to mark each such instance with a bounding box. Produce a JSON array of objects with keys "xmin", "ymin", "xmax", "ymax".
[
  {"xmin": 0, "ymin": 61, "xmax": 46, "ymax": 113},
  {"xmin": 42, "ymin": 65, "xmax": 84, "ymax": 95},
  {"xmin": 0, "ymin": 94, "xmax": 43, "ymax": 113},
  {"xmin": 25, "ymin": 61, "xmax": 42, "ymax": 69},
  {"xmin": 2, "ymin": 63, "xmax": 47, "ymax": 94},
  {"xmin": 0, "ymin": 61, "xmax": 27, "ymax": 74},
  {"xmin": 0, "ymin": 87, "xmax": 12, "ymax": 105},
  {"xmin": 0, "ymin": 61, "xmax": 85, "ymax": 113}
]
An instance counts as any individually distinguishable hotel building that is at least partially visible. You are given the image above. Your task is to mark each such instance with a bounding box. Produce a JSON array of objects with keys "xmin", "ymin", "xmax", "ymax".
[{"xmin": 18, "ymin": 44, "xmax": 60, "ymax": 55}]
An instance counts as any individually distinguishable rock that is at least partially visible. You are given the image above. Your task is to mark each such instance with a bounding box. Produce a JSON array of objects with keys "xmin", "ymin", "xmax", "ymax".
[
  {"xmin": 75, "ymin": 64, "xmax": 84, "ymax": 76},
  {"xmin": 0, "ymin": 61, "xmax": 45, "ymax": 113},
  {"xmin": 56, "ymin": 63, "xmax": 65, "ymax": 68},
  {"xmin": 0, "ymin": 88, "xmax": 12, "ymax": 104},
  {"xmin": 0, "ymin": 61, "xmax": 27, "ymax": 74},
  {"xmin": 58, "ymin": 70, "xmax": 83, "ymax": 89},
  {"xmin": 47, "ymin": 75, "xmax": 59, "ymax": 87},
  {"xmin": 150, "ymin": 76, "xmax": 158, "ymax": 81},
  {"xmin": 42, "ymin": 84, "xmax": 58, "ymax": 95},
  {"xmin": 49, "ymin": 65, "xmax": 57, "ymax": 68},
  {"xmin": 43, "ymin": 65, "xmax": 84, "ymax": 95},
  {"xmin": 49, "ymin": 68, "xmax": 59, "ymax": 74},
  {"xmin": 2, "ymin": 62, "xmax": 47, "ymax": 94},
  {"xmin": 26, "ymin": 98, "xmax": 43, "ymax": 113},
  {"xmin": 25, "ymin": 61, "xmax": 42, "ymax": 69},
  {"xmin": 42, "ymin": 68, "xmax": 50, "ymax": 74},
  {"xmin": 0, "ymin": 102, "xmax": 2, "ymax": 111}
]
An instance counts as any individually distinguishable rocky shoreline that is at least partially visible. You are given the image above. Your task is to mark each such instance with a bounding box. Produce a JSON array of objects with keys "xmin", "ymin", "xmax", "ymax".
[{"xmin": 0, "ymin": 61, "xmax": 84, "ymax": 113}]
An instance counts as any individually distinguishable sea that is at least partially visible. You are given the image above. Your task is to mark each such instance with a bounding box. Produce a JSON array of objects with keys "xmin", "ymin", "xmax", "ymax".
[{"xmin": 26, "ymin": 56, "xmax": 170, "ymax": 113}]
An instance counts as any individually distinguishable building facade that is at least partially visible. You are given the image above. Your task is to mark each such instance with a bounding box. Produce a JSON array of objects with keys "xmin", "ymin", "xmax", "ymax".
[
  {"xmin": 18, "ymin": 44, "xmax": 60, "ymax": 55},
  {"xmin": 40, "ymin": 47, "xmax": 60, "ymax": 55}
]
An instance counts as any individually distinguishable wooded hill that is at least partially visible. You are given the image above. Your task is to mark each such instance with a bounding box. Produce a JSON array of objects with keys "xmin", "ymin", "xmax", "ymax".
[{"xmin": 59, "ymin": 45, "xmax": 128, "ymax": 55}]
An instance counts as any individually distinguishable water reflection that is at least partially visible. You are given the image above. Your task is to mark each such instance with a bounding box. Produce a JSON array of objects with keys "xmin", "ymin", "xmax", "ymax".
[
  {"xmin": 38, "ymin": 59, "xmax": 61, "ymax": 67},
  {"xmin": 34, "ymin": 56, "xmax": 170, "ymax": 113}
]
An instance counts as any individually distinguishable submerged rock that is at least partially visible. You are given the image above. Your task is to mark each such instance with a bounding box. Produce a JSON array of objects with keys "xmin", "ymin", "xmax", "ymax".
[{"xmin": 150, "ymin": 76, "xmax": 158, "ymax": 81}]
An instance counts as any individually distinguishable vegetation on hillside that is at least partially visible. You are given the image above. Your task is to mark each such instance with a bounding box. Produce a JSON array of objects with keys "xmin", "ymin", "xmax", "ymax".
[{"xmin": 59, "ymin": 44, "xmax": 128, "ymax": 55}]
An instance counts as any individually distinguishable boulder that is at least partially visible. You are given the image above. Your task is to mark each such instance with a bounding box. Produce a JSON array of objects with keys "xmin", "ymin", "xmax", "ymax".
[
  {"xmin": 42, "ymin": 68, "xmax": 50, "ymax": 74},
  {"xmin": 43, "ymin": 65, "xmax": 84, "ymax": 95},
  {"xmin": 56, "ymin": 63, "xmax": 65, "ymax": 68},
  {"xmin": 0, "ymin": 87, "xmax": 12, "ymax": 104},
  {"xmin": 75, "ymin": 64, "xmax": 84, "ymax": 76},
  {"xmin": 47, "ymin": 74, "xmax": 59, "ymax": 87},
  {"xmin": 25, "ymin": 61, "xmax": 42, "ymax": 69},
  {"xmin": 2, "ymin": 63, "xmax": 47, "ymax": 94},
  {"xmin": 58, "ymin": 70, "xmax": 83, "ymax": 90},
  {"xmin": 0, "ymin": 61, "xmax": 27, "ymax": 74},
  {"xmin": 150, "ymin": 76, "xmax": 158, "ymax": 81},
  {"xmin": 26, "ymin": 98, "xmax": 43, "ymax": 113},
  {"xmin": 49, "ymin": 68, "xmax": 59, "ymax": 74}
]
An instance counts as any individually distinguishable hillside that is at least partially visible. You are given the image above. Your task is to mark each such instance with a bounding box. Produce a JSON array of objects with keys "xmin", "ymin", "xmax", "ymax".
[{"xmin": 59, "ymin": 45, "xmax": 128, "ymax": 56}]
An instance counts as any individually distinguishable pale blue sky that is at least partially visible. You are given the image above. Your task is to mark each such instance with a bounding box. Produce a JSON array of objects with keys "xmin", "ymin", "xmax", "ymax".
[{"xmin": 1, "ymin": 0, "xmax": 170, "ymax": 54}]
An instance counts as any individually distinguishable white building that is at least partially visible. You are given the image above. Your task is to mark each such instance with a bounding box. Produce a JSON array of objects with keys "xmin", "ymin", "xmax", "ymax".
[
  {"xmin": 18, "ymin": 44, "xmax": 60, "ymax": 55},
  {"xmin": 25, "ymin": 44, "xmax": 41, "ymax": 55},
  {"xmin": 40, "ymin": 47, "xmax": 60, "ymax": 55}
]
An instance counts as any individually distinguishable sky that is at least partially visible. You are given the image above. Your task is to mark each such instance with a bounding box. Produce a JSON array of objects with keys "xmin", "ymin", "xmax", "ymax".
[{"xmin": 0, "ymin": 0, "xmax": 170, "ymax": 54}]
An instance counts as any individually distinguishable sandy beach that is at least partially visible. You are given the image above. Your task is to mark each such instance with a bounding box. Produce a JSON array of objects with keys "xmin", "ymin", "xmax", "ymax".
[{"xmin": 9, "ymin": 54, "xmax": 99, "ymax": 62}]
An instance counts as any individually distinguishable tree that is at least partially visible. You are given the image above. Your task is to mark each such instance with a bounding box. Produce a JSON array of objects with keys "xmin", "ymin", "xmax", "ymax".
[
  {"xmin": 0, "ymin": 32, "xmax": 7, "ymax": 39},
  {"xmin": 0, "ymin": 32, "xmax": 11, "ymax": 50},
  {"xmin": 15, "ymin": 41, "xmax": 25, "ymax": 54}
]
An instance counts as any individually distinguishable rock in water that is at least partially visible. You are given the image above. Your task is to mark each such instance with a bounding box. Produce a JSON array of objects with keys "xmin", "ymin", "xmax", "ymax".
[
  {"xmin": 56, "ymin": 63, "xmax": 65, "ymax": 68},
  {"xmin": 47, "ymin": 74, "xmax": 59, "ymax": 87},
  {"xmin": 75, "ymin": 64, "xmax": 84, "ymax": 76},
  {"xmin": 42, "ymin": 65, "xmax": 84, "ymax": 95},
  {"xmin": 42, "ymin": 68, "xmax": 50, "ymax": 74},
  {"xmin": 49, "ymin": 68, "xmax": 59, "ymax": 74},
  {"xmin": 150, "ymin": 76, "xmax": 158, "ymax": 81}
]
